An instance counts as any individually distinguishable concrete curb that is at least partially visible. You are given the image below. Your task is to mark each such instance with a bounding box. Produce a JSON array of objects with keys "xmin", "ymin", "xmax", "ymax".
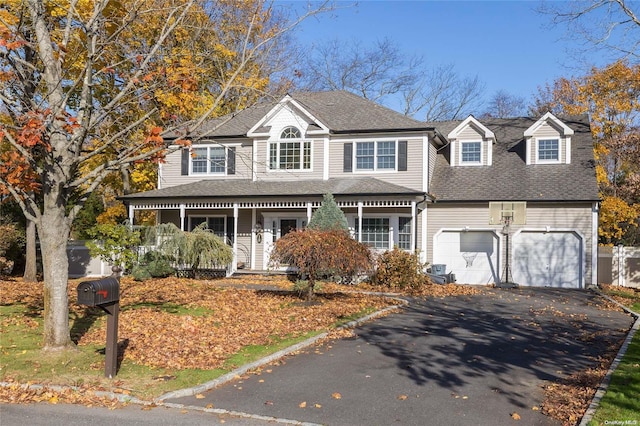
[
  {"xmin": 579, "ymin": 290, "xmax": 640, "ymax": 426},
  {"xmin": 155, "ymin": 299, "xmax": 407, "ymax": 402}
]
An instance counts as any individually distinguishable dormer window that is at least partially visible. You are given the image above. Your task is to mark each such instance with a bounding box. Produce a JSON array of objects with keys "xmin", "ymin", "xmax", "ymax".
[
  {"xmin": 460, "ymin": 141, "xmax": 482, "ymax": 164},
  {"xmin": 524, "ymin": 112, "xmax": 574, "ymax": 165},
  {"xmin": 537, "ymin": 138, "xmax": 560, "ymax": 162},
  {"xmin": 269, "ymin": 126, "xmax": 311, "ymax": 171},
  {"xmin": 447, "ymin": 115, "xmax": 494, "ymax": 167}
]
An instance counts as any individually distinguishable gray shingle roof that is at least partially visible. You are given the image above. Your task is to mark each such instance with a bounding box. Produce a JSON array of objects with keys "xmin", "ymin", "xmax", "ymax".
[
  {"xmin": 121, "ymin": 177, "xmax": 423, "ymax": 201},
  {"xmin": 429, "ymin": 115, "xmax": 600, "ymax": 202},
  {"xmin": 194, "ymin": 91, "xmax": 431, "ymax": 138}
]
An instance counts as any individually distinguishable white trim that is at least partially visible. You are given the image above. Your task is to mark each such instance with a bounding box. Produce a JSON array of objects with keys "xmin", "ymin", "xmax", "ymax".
[
  {"xmin": 565, "ymin": 137, "xmax": 572, "ymax": 164},
  {"xmin": 179, "ymin": 204, "xmax": 186, "ymax": 231},
  {"xmin": 450, "ymin": 140, "xmax": 456, "ymax": 167},
  {"xmin": 410, "ymin": 201, "xmax": 416, "ymax": 252},
  {"xmin": 247, "ymin": 95, "xmax": 330, "ymax": 137},
  {"xmin": 535, "ymin": 137, "xmax": 561, "ymax": 164},
  {"xmin": 448, "ymin": 115, "xmax": 495, "ymax": 139},
  {"xmin": 592, "ymin": 203, "xmax": 599, "ymax": 287},
  {"xmin": 232, "ymin": 204, "xmax": 238, "ymax": 274},
  {"xmin": 524, "ymin": 111, "xmax": 574, "ymax": 137},
  {"xmin": 423, "ymin": 136, "xmax": 429, "ymax": 192},
  {"xmin": 525, "ymin": 137, "xmax": 532, "ymax": 165},
  {"xmin": 458, "ymin": 140, "xmax": 483, "ymax": 166},
  {"xmin": 251, "ymin": 208, "xmax": 257, "ymax": 270},
  {"xmin": 421, "ymin": 205, "xmax": 428, "ymax": 264},
  {"xmin": 128, "ymin": 199, "xmax": 417, "ymax": 211},
  {"xmin": 487, "ymin": 141, "xmax": 493, "ymax": 166},
  {"xmin": 267, "ymin": 139, "xmax": 314, "ymax": 173}
]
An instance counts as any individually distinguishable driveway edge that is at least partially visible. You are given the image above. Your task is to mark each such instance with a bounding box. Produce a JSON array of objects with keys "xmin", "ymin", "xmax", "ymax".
[
  {"xmin": 579, "ymin": 289, "xmax": 640, "ymax": 426},
  {"xmin": 155, "ymin": 299, "xmax": 407, "ymax": 402}
]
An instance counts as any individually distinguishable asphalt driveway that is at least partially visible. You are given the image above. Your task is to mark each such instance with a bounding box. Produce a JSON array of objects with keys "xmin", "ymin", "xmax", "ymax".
[{"xmin": 166, "ymin": 287, "xmax": 634, "ymax": 426}]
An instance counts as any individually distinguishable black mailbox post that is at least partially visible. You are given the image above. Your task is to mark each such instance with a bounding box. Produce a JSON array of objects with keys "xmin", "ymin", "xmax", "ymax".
[{"xmin": 77, "ymin": 274, "xmax": 120, "ymax": 378}]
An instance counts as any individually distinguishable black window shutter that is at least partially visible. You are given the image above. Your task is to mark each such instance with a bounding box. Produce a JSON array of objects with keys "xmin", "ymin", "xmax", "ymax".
[
  {"xmin": 227, "ymin": 147, "xmax": 236, "ymax": 175},
  {"xmin": 344, "ymin": 143, "xmax": 353, "ymax": 172},
  {"xmin": 398, "ymin": 141, "xmax": 407, "ymax": 171},
  {"xmin": 226, "ymin": 216, "xmax": 234, "ymax": 244},
  {"xmin": 181, "ymin": 148, "xmax": 189, "ymax": 175}
]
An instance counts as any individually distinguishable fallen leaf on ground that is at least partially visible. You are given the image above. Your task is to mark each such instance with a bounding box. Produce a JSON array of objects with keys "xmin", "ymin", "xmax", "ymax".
[
  {"xmin": 332, "ymin": 392, "xmax": 342, "ymax": 399},
  {"xmin": 299, "ymin": 401, "xmax": 307, "ymax": 408}
]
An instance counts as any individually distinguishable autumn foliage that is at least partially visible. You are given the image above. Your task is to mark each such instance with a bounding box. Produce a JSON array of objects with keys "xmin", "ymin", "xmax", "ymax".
[
  {"xmin": 533, "ymin": 61, "xmax": 640, "ymax": 245},
  {"xmin": 371, "ymin": 248, "xmax": 431, "ymax": 292}
]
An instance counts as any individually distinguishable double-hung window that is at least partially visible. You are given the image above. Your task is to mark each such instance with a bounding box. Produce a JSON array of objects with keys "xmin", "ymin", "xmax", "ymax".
[
  {"xmin": 460, "ymin": 141, "xmax": 481, "ymax": 164},
  {"xmin": 355, "ymin": 141, "xmax": 396, "ymax": 171},
  {"xmin": 537, "ymin": 138, "xmax": 559, "ymax": 162},
  {"xmin": 188, "ymin": 216, "xmax": 226, "ymax": 239},
  {"xmin": 398, "ymin": 217, "xmax": 412, "ymax": 250},
  {"xmin": 360, "ymin": 218, "xmax": 390, "ymax": 249},
  {"xmin": 192, "ymin": 146, "xmax": 227, "ymax": 174},
  {"xmin": 269, "ymin": 126, "xmax": 311, "ymax": 171}
]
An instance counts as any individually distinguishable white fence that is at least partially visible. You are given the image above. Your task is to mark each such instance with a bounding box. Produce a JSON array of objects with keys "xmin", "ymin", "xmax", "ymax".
[{"xmin": 598, "ymin": 246, "xmax": 640, "ymax": 289}]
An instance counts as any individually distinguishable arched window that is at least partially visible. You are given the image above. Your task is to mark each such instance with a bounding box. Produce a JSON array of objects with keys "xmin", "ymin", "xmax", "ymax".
[
  {"xmin": 280, "ymin": 126, "xmax": 301, "ymax": 139},
  {"xmin": 269, "ymin": 126, "xmax": 311, "ymax": 170}
]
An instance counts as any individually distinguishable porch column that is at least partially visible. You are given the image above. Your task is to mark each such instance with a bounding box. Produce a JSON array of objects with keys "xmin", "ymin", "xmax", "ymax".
[
  {"xmin": 421, "ymin": 203, "xmax": 428, "ymax": 264},
  {"xmin": 250, "ymin": 208, "xmax": 257, "ymax": 270},
  {"xmin": 128, "ymin": 204, "xmax": 134, "ymax": 226},
  {"xmin": 306, "ymin": 202, "xmax": 312, "ymax": 224},
  {"xmin": 179, "ymin": 204, "xmax": 186, "ymax": 231},
  {"xmin": 232, "ymin": 203, "xmax": 239, "ymax": 274},
  {"xmin": 591, "ymin": 202, "xmax": 599, "ymax": 287},
  {"xmin": 357, "ymin": 201, "xmax": 363, "ymax": 243},
  {"xmin": 411, "ymin": 201, "xmax": 416, "ymax": 252}
]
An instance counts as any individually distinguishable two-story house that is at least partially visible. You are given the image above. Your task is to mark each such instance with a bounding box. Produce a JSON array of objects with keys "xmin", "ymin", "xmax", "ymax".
[{"xmin": 121, "ymin": 91, "xmax": 599, "ymax": 288}]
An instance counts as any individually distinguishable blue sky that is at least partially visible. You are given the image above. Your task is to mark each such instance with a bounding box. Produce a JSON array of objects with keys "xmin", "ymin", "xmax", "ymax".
[{"xmin": 286, "ymin": 1, "xmax": 613, "ymax": 112}]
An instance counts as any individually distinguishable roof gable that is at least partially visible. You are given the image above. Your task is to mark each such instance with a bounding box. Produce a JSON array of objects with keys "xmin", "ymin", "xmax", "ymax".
[
  {"xmin": 524, "ymin": 112, "xmax": 574, "ymax": 137},
  {"xmin": 447, "ymin": 115, "xmax": 495, "ymax": 140},
  {"xmin": 247, "ymin": 95, "xmax": 329, "ymax": 137}
]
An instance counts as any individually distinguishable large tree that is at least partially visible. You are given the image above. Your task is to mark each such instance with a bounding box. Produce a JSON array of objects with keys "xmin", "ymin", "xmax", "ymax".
[
  {"xmin": 532, "ymin": 61, "xmax": 640, "ymax": 244},
  {"xmin": 0, "ymin": 0, "xmax": 330, "ymax": 351},
  {"xmin": 297, "ymin": 38, "xmax": 484, "ymax": 121},
  {"xmin": 540, "ymin": 0, "xmax": 640, "ymax": 63}
]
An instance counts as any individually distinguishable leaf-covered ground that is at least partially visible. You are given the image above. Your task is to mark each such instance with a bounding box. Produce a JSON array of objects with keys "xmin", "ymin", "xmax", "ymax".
[{"xmin": 1, "ymin": 275, "xmax": 633, "ymax": 425}]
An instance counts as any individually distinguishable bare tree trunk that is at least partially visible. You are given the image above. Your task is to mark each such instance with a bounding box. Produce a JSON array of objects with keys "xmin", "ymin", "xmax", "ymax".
[
  {"xmin": 23, "ymin": 219, "xmax": 37, "ymax": 282},
  {"xmin": 39, "ymin": 208, "xmax": 74, "ymax": 350}
]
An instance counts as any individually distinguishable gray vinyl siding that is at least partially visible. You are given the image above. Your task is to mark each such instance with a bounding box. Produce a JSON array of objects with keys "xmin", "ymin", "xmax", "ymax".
[
  {"xmin": 328, "ymin": 136, "xmax": 425, "ymax": 191},
  {"xmin": 428, "ymin": 143, "xmax": 438, "ymax": 186},
  {"xmin": 159, "ymin": 140, "xmax": 253, "ymax": 189},
  {"xmin": 426, "ymin": 202, "xmax": 594, "ymax": 284}
]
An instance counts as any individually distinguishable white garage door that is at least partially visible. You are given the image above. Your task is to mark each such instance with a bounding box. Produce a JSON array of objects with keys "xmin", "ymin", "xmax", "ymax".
[
  {"xmin": 512, "ymin": 231, "xmax": 582, "ymax": 288},
  {"xmin": 434, "ymin": 231, "xmax": 499, "ymax": 285}
]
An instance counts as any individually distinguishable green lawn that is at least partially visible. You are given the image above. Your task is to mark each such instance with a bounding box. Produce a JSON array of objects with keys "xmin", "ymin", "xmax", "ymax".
[{"xmin": 587, "ymin": 286, "xmax": 640, "ymax": 424}]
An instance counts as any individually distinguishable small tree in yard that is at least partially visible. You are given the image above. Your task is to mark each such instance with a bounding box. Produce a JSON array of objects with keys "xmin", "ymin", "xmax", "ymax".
[
  {"xmin": 270, "ymin": 229, "xmax": 373, "ymax": 301},
  {"xmin": 153, "ymin": 223, "xmax": 233, "ymax": 276},
  {"xmin": 307, "ymin": 193, "xmax": 349, "ymax": 231},
  {"xmin": 86, "ymin": 223, "xmax": 142, "ymax": 272}
]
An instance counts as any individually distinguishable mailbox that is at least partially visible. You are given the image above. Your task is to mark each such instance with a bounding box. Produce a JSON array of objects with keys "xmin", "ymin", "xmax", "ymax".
[{"xmin": 77, "ymin": 277, "xmax": 120, "ymax": 306}]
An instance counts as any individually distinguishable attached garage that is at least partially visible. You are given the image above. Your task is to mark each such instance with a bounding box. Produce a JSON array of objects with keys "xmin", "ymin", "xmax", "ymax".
[
  {"xmin": 433, "ymin": 230, "xmax": 500, "ymax": 284},
  {"xmin": 512, "ymin": 231, "xmax": 583, "ymax": 288}
]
